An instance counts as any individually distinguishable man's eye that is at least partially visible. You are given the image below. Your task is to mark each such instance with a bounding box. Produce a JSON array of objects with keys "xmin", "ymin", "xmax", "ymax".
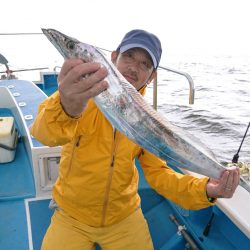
[{"xmin": 142, "ymin": 61, "xmax": 151, "ymax": 68}]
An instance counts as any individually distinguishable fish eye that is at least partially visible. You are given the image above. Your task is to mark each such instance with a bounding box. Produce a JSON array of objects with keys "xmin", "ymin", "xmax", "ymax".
[{"xmin": 67, "ymin": 41, "xmax": 75, "ymax": 50}]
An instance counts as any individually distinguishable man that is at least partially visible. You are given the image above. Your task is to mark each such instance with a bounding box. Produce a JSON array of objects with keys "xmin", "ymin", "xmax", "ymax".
[{"xmin": 31, "ymin": 29, "xmax": 239, "ymax": 250}]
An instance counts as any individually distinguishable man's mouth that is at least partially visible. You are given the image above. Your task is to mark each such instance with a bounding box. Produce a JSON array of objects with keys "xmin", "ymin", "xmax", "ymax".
[{"xmin": 124, "ymin": 74, "xmax": 137, "ymax": 83}]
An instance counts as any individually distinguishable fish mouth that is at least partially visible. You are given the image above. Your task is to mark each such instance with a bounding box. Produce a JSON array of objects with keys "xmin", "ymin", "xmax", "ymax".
[
  {"xmin": 41, "ymin": 28, "xmax": 80, "ymax": 59},
  {"xmin": 41, "ymin": 28, "xmax": 48, "ymax": 35},
  {"xmin": 41, "ymin": 28, "xmax": 56, "ymax": 41},
  {"xmin": 41, "ymin": 28, "xmax": 69, "ymax": 58},
  {"xmin": 41, "ymin": 28, "xmax": 58, "ymax": 48}
]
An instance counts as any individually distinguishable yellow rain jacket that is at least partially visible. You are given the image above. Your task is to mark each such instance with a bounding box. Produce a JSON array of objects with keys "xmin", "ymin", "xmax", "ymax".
[{"xmin": 30, "ymin": 91, "xmax": 213, "ymax": 227}]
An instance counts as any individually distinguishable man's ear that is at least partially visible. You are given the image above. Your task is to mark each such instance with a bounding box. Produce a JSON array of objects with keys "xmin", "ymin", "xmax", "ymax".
[
  {"xmin": 111, "ymin": 51, "xmax": 118, "ymax": 64},
  {"xmin": 148, "ymin": 70, "xmax": 157, "ymax": 85}
]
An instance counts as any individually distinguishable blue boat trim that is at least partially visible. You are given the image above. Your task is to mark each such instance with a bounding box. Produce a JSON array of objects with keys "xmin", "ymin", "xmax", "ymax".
[{"xmin": 25, "ymin": 197, "xmax": 53, "ymax": 250}]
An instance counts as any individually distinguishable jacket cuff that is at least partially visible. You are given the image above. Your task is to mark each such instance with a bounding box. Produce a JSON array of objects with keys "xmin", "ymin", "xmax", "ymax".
[
  {"xmin": 45, "ymin": 91, "xmax": 81, "ymax": 122},
  {"xmin": 200, "ymin": 177, "xmax": 217, "ymax": 204}
]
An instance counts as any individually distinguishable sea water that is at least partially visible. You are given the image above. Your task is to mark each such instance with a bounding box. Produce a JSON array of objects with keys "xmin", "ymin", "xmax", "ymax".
[{"xmin": 146, "ymin": 54, "xmax": 250, "ymax": 163}]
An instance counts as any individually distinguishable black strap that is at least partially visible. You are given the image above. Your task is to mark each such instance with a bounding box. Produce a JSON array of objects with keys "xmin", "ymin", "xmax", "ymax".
[{"xmin": 0, "ymin": 129, "xmax": 19, "ymax": 151}]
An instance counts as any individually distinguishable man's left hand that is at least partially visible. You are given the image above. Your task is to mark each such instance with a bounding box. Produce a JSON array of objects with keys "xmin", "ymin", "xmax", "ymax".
[{"xmin": 206, "ymin": 166, "xmax": 240, "ymax": 199}]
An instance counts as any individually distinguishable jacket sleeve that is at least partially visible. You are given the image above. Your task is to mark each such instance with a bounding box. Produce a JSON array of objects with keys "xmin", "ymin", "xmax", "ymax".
[
  {"xmin": 30, "ymin": 91, "xmax": 80, "ymax": 146},
  {"xmin": 138, "ymin": 149, "xmax": 214, "ymax": 210}
]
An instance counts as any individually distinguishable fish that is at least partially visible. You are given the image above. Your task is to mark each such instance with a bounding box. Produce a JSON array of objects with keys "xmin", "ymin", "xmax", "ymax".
[{"xmin": 42, "ymin": 28, "xmax": 250, "ymax": 193}]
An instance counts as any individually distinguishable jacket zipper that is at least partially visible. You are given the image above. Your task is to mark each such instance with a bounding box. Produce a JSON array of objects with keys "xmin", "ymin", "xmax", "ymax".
[
  {"xmin": 65, "ymin": 136, "xmax": 81, "ymax": 178},
  {"xmin": 101, "ymin": 129, "xmax": 118, "ymax": 226}
]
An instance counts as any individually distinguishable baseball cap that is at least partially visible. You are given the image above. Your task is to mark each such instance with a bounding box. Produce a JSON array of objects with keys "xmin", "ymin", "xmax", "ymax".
[{"xmin": 116, "ymin": 29, "xmax": 162, "ymax": 68}]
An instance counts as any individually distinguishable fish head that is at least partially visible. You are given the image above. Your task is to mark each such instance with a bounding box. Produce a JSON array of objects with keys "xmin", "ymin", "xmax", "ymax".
[{"xmin": 41, "ymin": 28, "xmax": 95, "ymax": 62}]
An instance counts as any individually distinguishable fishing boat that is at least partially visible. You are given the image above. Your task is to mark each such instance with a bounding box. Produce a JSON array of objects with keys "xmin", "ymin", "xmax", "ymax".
[{"xmin": 0, "ymin": 52, "xmax": 250, "ymax": 250}]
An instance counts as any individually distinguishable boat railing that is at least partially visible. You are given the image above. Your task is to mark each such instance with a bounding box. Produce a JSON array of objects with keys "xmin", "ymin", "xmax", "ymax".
[
  {"xmin": 53, "ymin": 66, "xmax": 62, "ymax": 72},
  {"xmin": 153, "ymin": 65, "xmax": 195, "ymax": 110}
]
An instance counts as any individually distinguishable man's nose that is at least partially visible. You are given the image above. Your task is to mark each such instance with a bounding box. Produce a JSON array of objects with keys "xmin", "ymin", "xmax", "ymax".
[
  {"xmin": 128, "ymin": 60, "xmax": 141, "ymax": 72},
  {"xmin": 127, "ymin": 64, "xmax": 139, "ymax": 74}
]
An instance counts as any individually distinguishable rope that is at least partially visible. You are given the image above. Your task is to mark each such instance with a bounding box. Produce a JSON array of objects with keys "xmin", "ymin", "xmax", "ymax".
[{"xmin": 0, "ymin": 33, "xmax": 43, "ymax": 36}]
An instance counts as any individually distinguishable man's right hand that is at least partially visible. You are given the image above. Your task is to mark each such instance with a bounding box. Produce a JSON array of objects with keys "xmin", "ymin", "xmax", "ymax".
[{"xmin": 58, "ymin": 59, "xmax": 109, "ymax": 118}]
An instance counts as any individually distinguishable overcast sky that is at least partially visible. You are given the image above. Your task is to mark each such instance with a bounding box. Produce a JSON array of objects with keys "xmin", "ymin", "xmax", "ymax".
[{"xmin": 1, "ymin": 0, "xmax": 250, "ymax": 61}]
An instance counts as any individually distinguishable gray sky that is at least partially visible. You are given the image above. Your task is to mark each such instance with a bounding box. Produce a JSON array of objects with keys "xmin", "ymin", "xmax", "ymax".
[{"xmin": 1, "ymin": 0, "xmax": 250, "ymax": 59}]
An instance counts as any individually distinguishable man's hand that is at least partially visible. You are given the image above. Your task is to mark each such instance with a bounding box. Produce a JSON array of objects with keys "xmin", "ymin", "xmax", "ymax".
[
  {"xmin": 58, "ymin": 59, "xmax": 108, "ymax": 117},
  {"xmin": 206, "ymin": 166, "xmax": 240, "ymax": 199},
  {"xmin": 206, "ymin": 166, "xmax": 240, "ymax": 198}
]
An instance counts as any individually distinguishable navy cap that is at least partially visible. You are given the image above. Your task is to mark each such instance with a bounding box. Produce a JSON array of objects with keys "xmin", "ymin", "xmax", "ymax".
[{"xmin": 116, "ymin": 29, "xmax": 162, "ymax": 68}]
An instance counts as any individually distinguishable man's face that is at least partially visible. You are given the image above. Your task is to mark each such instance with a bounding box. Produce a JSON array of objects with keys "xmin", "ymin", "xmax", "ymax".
[{"xmin": 111, "ymin": 48, "xmax": 155, "ymax": 90}]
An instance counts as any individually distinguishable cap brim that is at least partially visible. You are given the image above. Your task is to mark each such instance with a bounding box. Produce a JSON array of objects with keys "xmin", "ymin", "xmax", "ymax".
[{"xmin": 119, "ymin": 43, "xmax": 157, "ymax": 68}]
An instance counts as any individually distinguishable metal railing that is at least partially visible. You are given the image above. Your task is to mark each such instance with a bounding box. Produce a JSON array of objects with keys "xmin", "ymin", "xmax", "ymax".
[{"xmin": 153, "ymin": 65, "xmax": 195, "ymax": 110}]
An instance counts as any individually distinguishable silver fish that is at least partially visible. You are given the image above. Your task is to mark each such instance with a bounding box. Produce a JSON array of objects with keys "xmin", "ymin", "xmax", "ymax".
[{"xmin": 42, "ymin": 28, "xmax": 250, "ymax": 193}]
